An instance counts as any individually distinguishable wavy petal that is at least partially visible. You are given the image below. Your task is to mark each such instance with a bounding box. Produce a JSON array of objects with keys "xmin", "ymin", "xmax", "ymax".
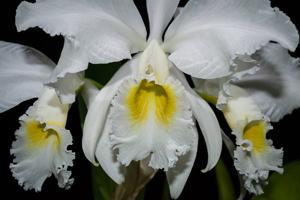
[
  {"xmin": 16, "ymin": 0, "xmax": 146, "ymax": 65},
  {"xmin": 109, "ymin": 77, "xmax": 195, "ymax": 171},
  {"xmin": 222, "ymin": 85, "xmax": 283, "ymax": 194},
  {"xmin": 234, "ymin": 140, "xmax": 283, "ymax": 195},
  {"xmin": 0, "ymin": 41, "xmax": 53, "ymax": 112},
  {"xmin": 236, "ymin": 43, "xmax": 300, "ymax": 122},
  {"xmin": 166, "ymin": 125, "xmax": 198, "ymax": 199},
  {"xmin": 146, "ymin": 0, "xmax": 180, "ymax": 41},
  {"xmin": 82, "ymin": 59, "xmax": 136, "ymax": 165},
  {"xmin": 10, "ymin": 88, "xmax": 74, "ymax": 191},
  {"xmin": 164, "ymin": 0, "xmax": 299, "ymax": 79}
]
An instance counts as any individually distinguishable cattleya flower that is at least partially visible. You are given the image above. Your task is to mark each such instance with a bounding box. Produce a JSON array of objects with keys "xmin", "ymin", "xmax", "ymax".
[
  {"xmin": 1, "ymin": 0, "xmax": 298, "ymax": 198},
  {"xmin": 82, "ymin": 41, "xmax": 221, "ymax": 198},
  {"xmin": 0, "ymin": 41, "xmax": 76, "ymax": 191},
  {"xmin": 194, "ymin": 43, "xmax": 300, "ymax": 194}
]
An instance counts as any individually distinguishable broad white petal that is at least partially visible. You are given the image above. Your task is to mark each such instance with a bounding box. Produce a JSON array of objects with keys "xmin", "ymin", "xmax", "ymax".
[
  {"xmin": 146, "ymin": 0, "xmax": 180, "ymax": 41},
  {"xmin": 167, "ymin": 34, "xmax": 233, "ymax": 79},
  {"xmin": 0, "ymin": 41, "xmax": 53, "ymax": 112},
  {"xmin": 16, "ymin": 0, "xmax": 147, "ymax": 64},
  {"xmin": 236, "ymin": 43, "xmax": 300, "ymax": 122},
  {"xmin": 95, "ymin": 118, "xmax": 125, "ymax": 184},
  {"xmin": 10, "ymin": 88, "xmax": 74, "ymax": 191},
  {"xmin": 109, "ymin": 77, "xmax": 195, "ymax": 171},
  {"xmin": 166, "ymin": 125, "xmax": 198, "ymax": 199},
  {"xmin": 82, "ymin": 59, "xmax": 136, "ymax": 165},
  {"xmin": 164, "ymin": 0, "xmax": 299, "ymax": 79}
]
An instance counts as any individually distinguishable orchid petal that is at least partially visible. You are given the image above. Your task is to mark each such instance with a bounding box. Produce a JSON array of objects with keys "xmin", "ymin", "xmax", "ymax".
[
  {"xmin": 16, "ymin": 0, "xmax": 147, "ymax": 65},
  {"xmin": 82, "ymin": 59, "xmax": 136, "ymax": 165},
  {"xmin": 109, "ymin": 77, "xmax": 194, "ymax": 171},
  {"xmin": 186, "ymin": 90, "xmax": 222, "ymax": 172},
  {"xmin": 48, "ymin": 72, "xmax": 84, "ymax": 104},
  {"xmin": 236, "ymin": 43, "xmax": 300, "ymax": 122},
  {"xmin": 166, "ymin": 125, "xmax": 198, "ymax": 199},
  {"xmin": 81, "ymin": 79, "xmax": 100, "ymax": 109},
  {"xmin": 164, "ymin": 0, "xmax": 299, "ymax": 79},
  {"xmin": 0, "ymin": 41, "xmax": 53, "ymax": 113},
  {"xmin": 171, "ymin": 67, "xmax": 222, "ymax": 172},
  {"xmin": 10, "ymin": 88, "xmax": 74, "ymax": 191},
  {"xmin": 95, "ymin": 118, "xmax": 125, "ymax": 184}
]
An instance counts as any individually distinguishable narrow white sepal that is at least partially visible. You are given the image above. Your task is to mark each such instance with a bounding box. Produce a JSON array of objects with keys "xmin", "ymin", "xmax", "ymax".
[
  {"xmin": 82, "ymin": 59, "xmax": 135, "ymax": 165},
  {"xmin": 146, "ymin": 0, "xmax": 180, "ymax": 41},
  {"xmin": 186, "ymin": 91, "xmax": 222, "ymax": 172},
  {"xmin": 171, "ymin": 66, "xmax": 222, "ymax": 172},
  {"xmin": 0, "ymin": 41, "xmax": 53, "ymax": 112},
  {"xmin": 81, "ymin": 79, "xmax": 100, "ymax": 109}
]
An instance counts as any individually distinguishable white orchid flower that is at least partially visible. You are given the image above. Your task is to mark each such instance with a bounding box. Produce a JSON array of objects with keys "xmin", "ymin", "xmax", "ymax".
[
  {"xmin": 0, "ymin": 41, "xmax": 75, "ymax": 192},
  {"xmin": 15, "ymin": 0, "xmax": 298, "ymax": 197},
  {"xmin": 194, "ymin": 43, "xmax": 300, "ymax": 194},
  {"xmin": 82, "ymin": 42, "xmax": 220, "ymax": 199},
  {"xmin": 16, "ymin": 0, "xmax": 299, "ymax": 100}
]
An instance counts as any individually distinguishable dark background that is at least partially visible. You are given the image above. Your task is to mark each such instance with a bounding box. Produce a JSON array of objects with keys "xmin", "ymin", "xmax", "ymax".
[{"xmin": 1, "ymin": 0, "xmax": 299, "ymax": 199}]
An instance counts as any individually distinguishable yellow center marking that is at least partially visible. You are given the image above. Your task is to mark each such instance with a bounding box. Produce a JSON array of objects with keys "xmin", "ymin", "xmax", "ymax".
[
  {"xmin": 127, "ymin": 80, "xmax": 176, "ymax": 126},
  {"xmin": 26, "ymin": 119, "xmax": 60, "ymax": 151},
  {"xmin": 243, "ymin": 121, "xmax": 267, "ymax": 153}
]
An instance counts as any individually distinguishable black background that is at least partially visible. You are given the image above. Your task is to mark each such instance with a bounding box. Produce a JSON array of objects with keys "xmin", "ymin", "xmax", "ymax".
[{"xmin": 1, "ymin": 1, "xmax": 299, "ymax": 200}]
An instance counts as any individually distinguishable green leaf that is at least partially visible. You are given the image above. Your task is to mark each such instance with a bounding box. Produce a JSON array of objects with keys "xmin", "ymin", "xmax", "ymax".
[
  {"xmin": 85, "ymin": 61, "xmax": 124, "ymax": 85},
  {"xmin": 78, "ymin": 92, "xmax": 117, "ymax": 200},
  {"xmin": 162, "ymin": 178, "xmax": 170, "ymax": 200},
  {"xmin": 252, "ymin": 161, "xmax": 300, "ymax": 200},
  {"xmin": 77, "ymin": 95, "xmax": 87, "ymax": 128},
  {"xmin": 215, "ymin": 159, "xmax": 236, "ymax": 200},
  {"xmin": 91, "ymin": 165, "xmax": 117, "ymax": 200}
]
